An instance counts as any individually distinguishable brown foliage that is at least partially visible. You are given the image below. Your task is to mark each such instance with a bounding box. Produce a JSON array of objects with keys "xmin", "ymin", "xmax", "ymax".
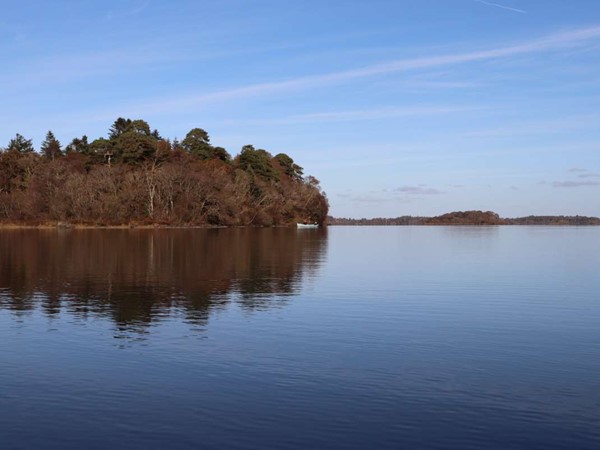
[{"xmin": 0, "ymin": 134, "xmax": 328, "ymax": 226}]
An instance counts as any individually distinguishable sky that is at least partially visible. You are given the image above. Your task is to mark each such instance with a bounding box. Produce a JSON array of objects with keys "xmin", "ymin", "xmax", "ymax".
[{"xmin": 1, "ymin": 0, "xmax": 600, "ymax": 218}]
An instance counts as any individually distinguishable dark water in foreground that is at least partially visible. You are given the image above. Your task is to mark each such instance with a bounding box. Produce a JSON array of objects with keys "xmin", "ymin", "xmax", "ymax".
[{"xmin": 1, "ymin": 227, "xmax": 599, "ymax": 450}]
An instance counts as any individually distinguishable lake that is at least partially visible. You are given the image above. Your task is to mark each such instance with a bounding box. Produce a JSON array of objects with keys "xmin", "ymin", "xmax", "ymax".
[{"xmin": 1, "ymin": 227, "xmax": 599, "ymax": 449}]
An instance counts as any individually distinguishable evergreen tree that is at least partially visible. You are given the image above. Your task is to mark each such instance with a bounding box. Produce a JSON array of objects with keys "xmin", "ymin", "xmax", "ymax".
[
  {"xmin": 275, "ymin": 153, "xmax": 303, "ymax": 181},
  {"xmin": 7, "ymin": 133, "xmax": 34, "ymax": 153},
  {"xmin": 182, "ymin": 128, "xmax": 213, "ymax": 159},
  {"xmin": 238, "ymin": 145, "xmax": 278, "ymax": 181},
  {"xmin": 65, "ymin": 135, "xmax": 90, "ymax": 155},
  {"xmin": 129, "ymin": 119, "xmax": 152, "ymax": 136},
  {"xmin": 40, "ymin": 131, "xmax": 63, "ymax": 160},
  {"xmin": 114, "ymin": 132, "xmax": 156, "ymax": 163},
  {"xmin": 109, "ymin": 118, "xmax": 132, "ymax": 139},
  {"xmin": 109, "ymin": 118, "xmax": 153, "ymax": 139},
  {"xmin": 212, "ymin": 146, "xmax": 231, "ymax": 162}
]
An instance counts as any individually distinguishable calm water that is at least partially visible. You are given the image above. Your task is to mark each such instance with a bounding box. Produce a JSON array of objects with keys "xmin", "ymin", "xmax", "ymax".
[{"xmin": 1, "ymin": 227, "xmax": 599, "ymax": 450}]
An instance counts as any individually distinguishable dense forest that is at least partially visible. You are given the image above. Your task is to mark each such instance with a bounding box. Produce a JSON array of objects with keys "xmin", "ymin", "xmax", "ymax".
[
  {"xmin": 0, "ymin": 118, "xmax": 329, "ymax": 226},
  {"xmin": 328, "ymin": 211, "xmax": 600, "ymax": 226}
]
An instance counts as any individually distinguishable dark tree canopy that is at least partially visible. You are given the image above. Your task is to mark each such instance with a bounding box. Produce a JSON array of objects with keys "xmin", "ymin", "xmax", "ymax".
[
  {"xmin": 109, "ymin": 118, "xmax": 132, "ymax": 139},
  {"xmin": 181, "ymin": 128, "xmax": 230, "ymax": 161},
  {"xmin": 113, "ymin": 132, "xmax": 156, "ymax": 163},
  {"xmin": 212, "ymin": 146, "xmax": 230, "ymax": 162},
  {"xmin": 275, "ymin": 153, "xmax": 304, "ymax": 181},
  {"xmin": 65, "ymin": 135, "xmax": 90, "ymax": 155},
  {"xmin": 40, "ymin": 131, "xmax": 63, "ymax": 160},
  {"xmin": 6, "ymin": 134, "xmax": 34, "ymax": 153},
  {"xmin": 129, "ymin": 120, "xmax": 152, "ymax": 136},
  {"xmin": 238, "ymin": 145, "xmax": 279, "ymax": 181}
]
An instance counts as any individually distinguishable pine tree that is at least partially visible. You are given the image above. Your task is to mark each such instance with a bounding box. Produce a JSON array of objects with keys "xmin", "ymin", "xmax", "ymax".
[
  {"xmin": 40, "ymin": 131, "xmax": 62, "ymax": 160},
  {"xmin": 7, "ymin": 133, "xmax": 34, "ymax": 153}
]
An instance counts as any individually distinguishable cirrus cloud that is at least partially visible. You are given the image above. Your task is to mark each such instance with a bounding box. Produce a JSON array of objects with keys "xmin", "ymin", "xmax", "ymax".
[
  {"xmin": 395, "ymin": 185, "xmax": 445, "ymax": 195},
  {"xmin": 552, "ymin": 180, "xmax": 600, "ymax": 188}
]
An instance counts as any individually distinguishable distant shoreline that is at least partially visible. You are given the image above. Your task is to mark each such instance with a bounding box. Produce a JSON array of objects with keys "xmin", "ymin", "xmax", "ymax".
[
  {"xmin": 327, "ymin": 223, "xmax": 600, "ymax": 226},
  {"xmin": 2, "ymin": 210, "xmax": 600, "ymax": 229},
  {"xmin": 327, "ymin": 210, "xmax": 600, "ymax": 226}
]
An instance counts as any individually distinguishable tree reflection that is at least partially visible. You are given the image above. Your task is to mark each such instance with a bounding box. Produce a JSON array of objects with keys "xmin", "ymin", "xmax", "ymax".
[{"xmin": 0, "ymin": 228, "xmax": 327, "ymax": 331}]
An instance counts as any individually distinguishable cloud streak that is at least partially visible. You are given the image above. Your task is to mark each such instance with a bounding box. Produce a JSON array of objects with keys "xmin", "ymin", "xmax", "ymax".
[
  {"xmin": 14, "ymin": 24, "xmax": 600, "ymax": 126},
  {"xmin": 472, "ymin": 0, "xmax": 527, "ymax": 14},
  {"xmin": 463, "ymin": 114, "xmax": 600, "ymax": 138},
  {"xmin": 395, "ymin": 185, "xmax": 444, "ymax": 195},
  {"xmin": 212, "ymin": 105, "xmax": 481, "ymax": 126},
  {"xmin": 106, "ymin": 0, "xmax": 150, "ymax": 20},
  {"xmin": 125, "ymin": 25, "xmax": 600, "ymax": 115},
  {"xmin": 553, "ymin": 181, "xmax": 600, "ymax": 188}
]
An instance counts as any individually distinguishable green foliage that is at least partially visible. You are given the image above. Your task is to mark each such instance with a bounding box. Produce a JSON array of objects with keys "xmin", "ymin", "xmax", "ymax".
[
  {"xmin": 7, "ymin": 134, "xmax": 34, "ymax": 153},
  {"xmin": 109, "ymin": 118, "xmax": 152, "ymax": 139},
  {"xmin": 106, "ymin": 118, "xmax": 159, "ymax": 164},
  {"xmin": 182, "ymin": 128, "xmax": 211, "ymax": 158},
  {"xmin": 109, "ymin": 118, "xmax": 132, "ymax": 139},
  {"xmin": 275, "ymin": 153, "xmax": 303, "ymax": 181},
  {"xmin": 130, "ymin": 120, "xmax": 152, "ymax": 136},
  {"xmin": 0, "ymin": 147, "xmax": 39, "ymax": 194},
  {"xmin": 65, "ymin": 136, "xmax": 91, "ymax": 155},
  {"xmin": 238, "ymin": 145, "xmax": 278, "ymax": 181},
  {"xmin": 40, "ymin": 131, "xmax": 63, "ymax": 160},
  {"xmin": 89, "ymin": 138, "xmax": 113, "ymax": 164},
  {"xmin": 181, "ymin": 128, "xmax": 230, "ymax": 161},
  {"xmin": 113, "ymin": 132, "xmax": 156, "ymax": 164},
  {"xmin": 212, "ymin": 146, "xmax": 231, "ymax": 162}
]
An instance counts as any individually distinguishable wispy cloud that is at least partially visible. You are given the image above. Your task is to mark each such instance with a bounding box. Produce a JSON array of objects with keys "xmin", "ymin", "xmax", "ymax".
[
  {"xmin": 106, "ymin": 0, "xmax": 150, "ymax": 20},
  {"xmin": 404, "ymin": 80, "xmax": 485, "ymax": 90},
  {"xmin": 395, "ymin": 185, "xmax": 444, "ymax": 195},
  {"xmin": 213, "ymin": 105, "xmax": 481, "ymax": 126},
  {"xmin": 565, "ymin": 168, "xmax": 600, "ymax": 180},
  {"xmin": 472, "ymin": 0, "xmax": 527, "ymax": 14},
  {"xmin": 553, "ymin": 181, "xmax": 600, "ymax": 188},
  {"xmin": 12, "ymin": 24, "xmax": 600, "ymax": 126},
  {"xmin": 123, "ymin": 25, "xmax": 600, "ymax": 115},
  {"xmin": 337, "ymin": 191, "xmax": 416, "ymax": 204},
  {"xmin": 337, "ymin": 186, "xmax": 443, "ymax": 204},
  {"xmin": 463, "ymin": 114, "xmax": 600, "ymax": 138}
]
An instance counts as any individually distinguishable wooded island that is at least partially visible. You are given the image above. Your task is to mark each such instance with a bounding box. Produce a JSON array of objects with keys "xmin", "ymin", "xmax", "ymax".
[
  {"xmin": 328, "ymin": 210, "xmax": 600, "ymax": 226},
  {"xmin": 0, "ymin": 118, "xmax": 329, "ymax": 226}
]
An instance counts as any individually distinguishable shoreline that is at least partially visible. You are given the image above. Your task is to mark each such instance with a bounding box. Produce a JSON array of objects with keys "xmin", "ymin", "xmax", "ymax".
[
  {"xmin": 1, "ymin": 223, "xmax": 599, "ymax": 229},
  {"xmin": 0, "ymin": 222, "xmax": 234, "ymax": 230}
]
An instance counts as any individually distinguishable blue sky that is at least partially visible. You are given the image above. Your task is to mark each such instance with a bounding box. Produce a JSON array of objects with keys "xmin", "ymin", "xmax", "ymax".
[{"xmin": 1, "ymin": 0, "xmax": 600, "ymax": 218}]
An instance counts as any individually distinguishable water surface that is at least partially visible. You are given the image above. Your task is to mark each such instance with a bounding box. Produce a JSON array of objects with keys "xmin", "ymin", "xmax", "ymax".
[{"xmin": 1, "ymin": 227, "xmax": 599, "ymax": 449}]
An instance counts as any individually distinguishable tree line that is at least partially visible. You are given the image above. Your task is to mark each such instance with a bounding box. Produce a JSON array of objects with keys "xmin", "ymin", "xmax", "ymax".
[
  {"xmin": 328, "ymin": 211, "xmax": 600, "ymax": 225},
  {"xmin": 0, "ymin": 118, "xmax": 329, "ymax": 226}
]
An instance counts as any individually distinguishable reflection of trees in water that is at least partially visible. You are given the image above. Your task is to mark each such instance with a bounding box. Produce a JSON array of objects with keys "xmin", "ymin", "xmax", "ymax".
[{"xmin": 0, "ymin": 228, "xmax": 327, "ymax": 331}]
